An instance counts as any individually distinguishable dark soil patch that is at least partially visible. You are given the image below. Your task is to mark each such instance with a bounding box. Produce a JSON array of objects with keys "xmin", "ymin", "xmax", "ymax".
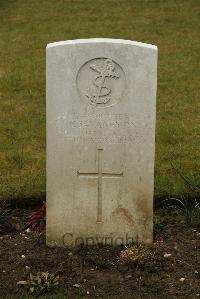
[{"xmin": 0, "ymin": 208, "xmax": 199, "ymax": 298}]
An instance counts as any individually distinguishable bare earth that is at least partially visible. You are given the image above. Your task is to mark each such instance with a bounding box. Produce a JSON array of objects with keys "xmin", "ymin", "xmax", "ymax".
[{"xmin": 0, "ymin": 208, "xmax": 199, "ymax": 298}]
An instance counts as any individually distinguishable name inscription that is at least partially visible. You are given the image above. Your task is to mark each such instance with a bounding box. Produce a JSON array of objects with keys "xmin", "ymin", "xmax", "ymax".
[{"xmin": 53, "ymin": 113, "xmax": 148, "ymax": 144}]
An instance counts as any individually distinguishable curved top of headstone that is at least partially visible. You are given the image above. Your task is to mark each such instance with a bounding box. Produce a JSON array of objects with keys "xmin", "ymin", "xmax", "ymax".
[{"xmin": 46, "ymin": 38, "xmax": 157, "ymax": 50}]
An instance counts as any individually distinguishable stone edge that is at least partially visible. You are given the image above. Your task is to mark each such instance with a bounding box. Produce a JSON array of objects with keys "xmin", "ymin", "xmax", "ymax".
[{"xmin": 46, "ymin": 38, "xmax": 157, "ymax": 50}]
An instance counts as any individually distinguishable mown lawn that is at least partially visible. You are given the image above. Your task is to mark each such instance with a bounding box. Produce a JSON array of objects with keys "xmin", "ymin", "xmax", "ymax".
[{"xmin": 0, "ymin": 0, "xmax": 199, "ymax": 200}]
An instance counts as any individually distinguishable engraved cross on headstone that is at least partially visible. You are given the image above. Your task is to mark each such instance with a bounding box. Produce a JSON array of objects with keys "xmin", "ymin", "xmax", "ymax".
[{"xmin": 77, "ymin": 149, "xmax": 123, "ymax": 223}]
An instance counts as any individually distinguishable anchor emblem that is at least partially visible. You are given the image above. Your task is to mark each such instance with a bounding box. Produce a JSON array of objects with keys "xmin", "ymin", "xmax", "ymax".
[{"xmin": 86, "ymin": 59, "xmax": 120, "ymax": 105}]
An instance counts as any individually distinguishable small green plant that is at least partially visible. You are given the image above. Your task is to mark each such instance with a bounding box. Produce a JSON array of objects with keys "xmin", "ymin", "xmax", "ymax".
[
  {"xmin": 160, "ymin": 197, "xmax": 200, "ymax": 227},
  {"xmin": 17, "ymin": 272, "xmax": 59, "ymax": 296},
  {"xmin": 158, "ymin": 161, "xmax": 200, "ymax": 227},
  {"xmin": 153, "ymin": 214, "xmax": 164, "ymax": 233}
]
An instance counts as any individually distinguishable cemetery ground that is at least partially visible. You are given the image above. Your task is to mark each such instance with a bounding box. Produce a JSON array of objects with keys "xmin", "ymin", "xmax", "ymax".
[{"xmin": 0, "ymin": 201, "xmax": 199, "ymax": 298}]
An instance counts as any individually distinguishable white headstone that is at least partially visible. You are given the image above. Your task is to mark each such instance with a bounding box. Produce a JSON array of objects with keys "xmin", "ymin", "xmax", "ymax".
[{"xmin": 46, "ymin": 38, "xmax": 157, "ymax": 247}]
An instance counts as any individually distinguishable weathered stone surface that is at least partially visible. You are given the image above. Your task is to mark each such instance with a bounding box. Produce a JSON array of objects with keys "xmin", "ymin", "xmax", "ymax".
[{"xmin": 46, "ymin": 38, "xmax": 158, "ymax": 247}]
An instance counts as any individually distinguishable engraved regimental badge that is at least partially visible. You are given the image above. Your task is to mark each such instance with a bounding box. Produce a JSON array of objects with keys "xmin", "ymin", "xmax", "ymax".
[{"xmin": 77, "ymin": 58, "xmax": 125, "ymax": 108}]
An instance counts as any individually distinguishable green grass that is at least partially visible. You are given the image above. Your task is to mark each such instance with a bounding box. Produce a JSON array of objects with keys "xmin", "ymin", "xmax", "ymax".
[{"xmin": 0, "ymin": 0, "xmax": 200, "ymax": 199}]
